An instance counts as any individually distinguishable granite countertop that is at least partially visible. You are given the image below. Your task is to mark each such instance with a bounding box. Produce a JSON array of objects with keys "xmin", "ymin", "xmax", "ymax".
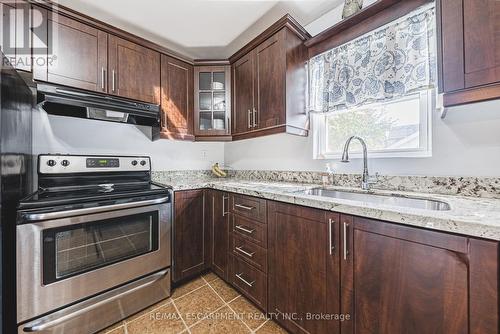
[{"xmin": 159, "ymin": 179, "xmax": 500, "ymax": 241}]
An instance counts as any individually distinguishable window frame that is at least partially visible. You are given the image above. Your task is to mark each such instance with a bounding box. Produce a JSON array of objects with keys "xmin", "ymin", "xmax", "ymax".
[{"xmin": 313, "ymin": 90, "xmax": 434, "ymax": 160}]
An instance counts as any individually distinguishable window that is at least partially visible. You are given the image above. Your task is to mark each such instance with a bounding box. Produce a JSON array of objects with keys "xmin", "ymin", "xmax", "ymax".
[
  {"xmin": 309, "ymin": 4, "xmax": 436, "ymax": 159},
  {"xmin": 313, "ymin": 90, "xmax": 433, "ymax": 159}
]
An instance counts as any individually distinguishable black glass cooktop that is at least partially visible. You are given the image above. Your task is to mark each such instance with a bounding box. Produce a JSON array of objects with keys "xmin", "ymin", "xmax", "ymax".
[{"xmin": 19, "ymin": 182, "xmax": 170, "ymax": 210}]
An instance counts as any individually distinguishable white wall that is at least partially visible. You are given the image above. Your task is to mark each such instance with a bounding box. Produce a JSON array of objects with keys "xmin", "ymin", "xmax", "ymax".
[
  {"xmin": 33, "ymin": 112, "xmax": 224, "ymax": 171},
  {"xmin": 224, "ymin": 99, "xmax": 500, "ymax": 177},
  {"xmin": 224, "ymin": 0, "xmax": 500, "ymax": 177},
  {"xmin": 32, "ymin": 1, "xmax": 500, "ymax": 177},
  {"xmin": 305, "ymin": 0, "xmax": 377, "ymax": 36}
]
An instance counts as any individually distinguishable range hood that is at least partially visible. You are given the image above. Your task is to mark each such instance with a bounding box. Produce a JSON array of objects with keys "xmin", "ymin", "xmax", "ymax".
[{"xmin": 36, "ymin": 83, "xmax": 161, "ymax": 140}]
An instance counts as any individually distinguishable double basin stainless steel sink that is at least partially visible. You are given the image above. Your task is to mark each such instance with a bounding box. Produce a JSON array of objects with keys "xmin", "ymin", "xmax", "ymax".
[{"xmin": 298, "ymin": 188, "xmax": 451, "ymax": 211}]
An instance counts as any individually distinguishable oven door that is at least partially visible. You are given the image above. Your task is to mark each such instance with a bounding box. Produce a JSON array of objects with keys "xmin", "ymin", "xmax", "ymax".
[{"xmin": 17, "ymin": 197, "xmax": 171, "ymax": 324}]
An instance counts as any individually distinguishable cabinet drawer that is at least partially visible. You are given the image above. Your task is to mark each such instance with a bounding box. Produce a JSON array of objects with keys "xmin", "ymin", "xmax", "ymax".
[
  {"xmin": 230, "ymin": 194, "xmax": 266, "ymax": 223},
  {"xmin": 230, "ymin": 256, "xmax": 267, "ymax": 311},
  {"xmin": 231, "ymin": 234, "xmax": 267, "ymax": 273},
  {"xmin": 232, "ymin": 215, "xmax": 267, "ymax": 248}
]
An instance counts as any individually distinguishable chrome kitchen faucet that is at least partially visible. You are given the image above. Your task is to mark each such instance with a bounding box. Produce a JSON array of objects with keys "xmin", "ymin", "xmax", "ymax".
[{"xmin": 341, "ymin": 136, "xmax": 378, "ymax": 190}]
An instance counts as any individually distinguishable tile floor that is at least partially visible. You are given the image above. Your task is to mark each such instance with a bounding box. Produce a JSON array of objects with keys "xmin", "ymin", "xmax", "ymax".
[{"xmin": 98, "ymin": 272, "xmax": 288, "ymax": 334}]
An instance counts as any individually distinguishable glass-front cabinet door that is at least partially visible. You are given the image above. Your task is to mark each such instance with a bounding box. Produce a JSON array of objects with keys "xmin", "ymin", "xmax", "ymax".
[{"xmin": 194, "ymin": 65, "xmax": 231, "ymax": 137}]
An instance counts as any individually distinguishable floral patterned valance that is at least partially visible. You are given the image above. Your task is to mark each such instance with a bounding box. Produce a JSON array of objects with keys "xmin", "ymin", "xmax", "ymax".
[{"xmin": 309, "ymin": 4, "xmax": 436, "ymax": 113}]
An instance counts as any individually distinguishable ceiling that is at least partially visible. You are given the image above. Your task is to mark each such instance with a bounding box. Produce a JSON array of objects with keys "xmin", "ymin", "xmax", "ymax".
[{"xmin": 56, "ymin": 0, "xmax": 344, "ymax": 59}]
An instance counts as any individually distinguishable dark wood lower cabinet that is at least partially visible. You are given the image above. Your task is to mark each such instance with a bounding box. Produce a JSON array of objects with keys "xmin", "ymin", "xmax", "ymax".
[
  {"xmin": 268, "ymin": 202, "xmax": 499, "ymax": 334},
  {"xmin": 268, "ymin": 201, "xmax": 340, "ymax": 334},
  {"xmin": 228, "ymin": 193, "xmax": 269, "ymax": 311},
  {"xmin": 340, "ymin": 216, "xmax": 498, "ymax": 334},
  {"xmin": 230, "ymin": 255, "xmax": 268, "ymax": 310},
  {"xmin": 174, "ymin": 191, "xmax": 499, "ymax": 334},
  {"xmin": 208, "ymin": 190, "xmax": 230, "ymax": 280},
  {"xmin": 173, "ymin": 190, "xmax": 210, "ymax": 282}
]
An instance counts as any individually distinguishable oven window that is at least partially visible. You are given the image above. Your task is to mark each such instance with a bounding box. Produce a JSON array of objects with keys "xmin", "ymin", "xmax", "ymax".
[{"xmin": 42, "ymin": 211, "xmax": 159, "ymax": 284}]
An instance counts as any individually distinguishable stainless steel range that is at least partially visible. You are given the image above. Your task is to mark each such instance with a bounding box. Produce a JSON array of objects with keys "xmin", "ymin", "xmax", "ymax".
[{"xmin": 16, "ymin": 155, "xmax": 172, "ymax": 334}]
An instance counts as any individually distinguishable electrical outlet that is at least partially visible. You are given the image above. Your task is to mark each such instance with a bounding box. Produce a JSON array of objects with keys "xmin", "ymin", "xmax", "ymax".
[{"xmin": 201, "ymin": 150, "xmax": 208, "ymax": 160}]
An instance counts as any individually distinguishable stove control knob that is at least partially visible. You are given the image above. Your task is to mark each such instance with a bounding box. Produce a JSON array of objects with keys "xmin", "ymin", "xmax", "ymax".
[
  {"xmin": 140, "ymin": 160, "xmax": 146, "ymax": 166},
  {"xmin": 47, "ymin": 159, "xmax": 56, "ymax": 167},
  {"xmin": 61, "ymin": 160, "xmax": 70, "ymax": 167},
  {"xmin": 131, "ymin": 160, "xmax": 138, "ymax": 166}
]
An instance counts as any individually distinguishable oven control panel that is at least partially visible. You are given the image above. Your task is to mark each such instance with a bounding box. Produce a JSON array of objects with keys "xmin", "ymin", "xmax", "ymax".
[
  {"xmin": 86, "ymin": 158, "xmax": 120, "ymax": 168},
  {"xmin": 39, "ymin": 155, "xmax": 151, "ymax": 174}
]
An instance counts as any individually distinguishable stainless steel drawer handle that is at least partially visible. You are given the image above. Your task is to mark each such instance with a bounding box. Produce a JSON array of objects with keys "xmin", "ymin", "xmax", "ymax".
[
  {"xmin": 235, "ymin": 225, "xmax": 255, "ymax": 234},
  {"xmin": 112, "ymin": 70, "xmax": 116, "ymax": 92},
  {"xmin": 101, "ymin": 67, "xmax": 106, "ymax": 91},
  {"xmin": 235, "ymin": 203, "xmax": 254, "ymax": 211},
  {"xmin": 22, "ymin": 196, "xmax": 170, "ymax": 222},
  {"xmin": 248, "ymin": 109, "xmax": 252, "ymax": 128},
  {"xmin": 235, "ymin": 246, "xmax": 254, "ymax": 258},
  {"xmin": 22, "ymin": 269, "xmax": 169, "ymax": 332},
  {"xmin": 343, "ymin": 222, "xmax": 349, "ymax": 261},
  {"xmin": 222, "ymin": 196, "xmax": 229, "ymax": 216},
  {"xmin": 235, "ymin": 273, "xmax": 255, "ymax": 287},
  {"xmin": 328, "ymin": 218, "xmax": 335, "ymax": 255}
]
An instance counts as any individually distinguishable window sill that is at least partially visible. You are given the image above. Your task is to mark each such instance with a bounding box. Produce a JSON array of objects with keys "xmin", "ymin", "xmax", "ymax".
[{"xmin": 315, "ymin": 150, "xmax": 432, "ymax": 160}]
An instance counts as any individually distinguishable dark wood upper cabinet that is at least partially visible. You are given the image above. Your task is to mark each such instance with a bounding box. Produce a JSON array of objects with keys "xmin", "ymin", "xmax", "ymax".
[
  {"xmin": 233, "ymin": 52, "xmax": 255, "ymax": 134},
  {"xmin": 193, "ymin": 65, "xmax": 231, "ymax": 139},
  {"xmin": 268, "ymin": 201, "xmax": 340, "ymax": 334},
  {"xmin": 254, "ymin": 30, "xmax": 286, "ymax": 129},
  {"xmin": 439, "ymin": 0, "xmax": 500, "ymax": 106},
  {"xmin": 231, "ymin": 16, "xmax": 310, "ymax": 141},
  {"xmin": 173, "ymin": 190, "xmax": 210, "ymax": 283},
  {"xmin": 160, "ymin": 54, "xmax": 194, "ymax": 141},
  {"xmin": 108, "ymin": 35, "xmax": 160, "ymax": 104},
  {"xmin": 340, "ymin": 216, "xmax": 498, "ymax": 334},
  {"xmin": 208, "ymin": 190, "xmax": 230, "ymax": 280},
  {"xmin": 462, "ymin": 0, "xmax": 500, "ymax": 89},
  {"xmin": 31, "ymin": 10, "xmax": 161, "ymax": 104},
  {"xmin": 33, "ymin": 11, "xmax": 107, "ymax": 92}
]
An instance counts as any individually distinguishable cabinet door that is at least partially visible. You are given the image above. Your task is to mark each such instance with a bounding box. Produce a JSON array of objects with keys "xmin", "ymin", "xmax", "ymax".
[
  {"xmin": 210, "ymin": 190, "xmax": 229, "ymax": 280},
  {"xmin": 232, "ymin": 51, "xmax": 254, "ymax": 134},
  {"xmin": 268, "ymin": 201, "xmax": 340, "ymax": 334},
  {"xmin": 463, "ymin": 0, "xmax": 500, "ymax": 88},
  {"xmin": 254, "ymin": 29, "xmax": 286, "ymax": 130},
  {"xmin": 340, "ymin": 216, "xmax": 469, "ymax": 334},
  {"xmin": 160, "ymin": 54, "xmax": 194, "ymax": 140},
  {"xmin": 173, "ymin": 190, "xmax": 209, "ymax": 282},
  {"xmin": 33, "ymin": 12, "xmax": 107, "ymax": 92},
  {"xmin": 108, "ymin": 35, "xmax": 160, "ymax": 103},
  {"xmin": 194, "ymin": 66, "xmax": 231, "ymax": 137}
]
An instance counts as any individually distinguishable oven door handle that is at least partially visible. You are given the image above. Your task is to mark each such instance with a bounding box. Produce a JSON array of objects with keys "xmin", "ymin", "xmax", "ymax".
[
  {"xmin": 21, "ymin": 269, "xmax": 169, "ymax": 332},
  {"xmin": 21, "ymin": 196, "xmax": 170, "ymax": 222}
]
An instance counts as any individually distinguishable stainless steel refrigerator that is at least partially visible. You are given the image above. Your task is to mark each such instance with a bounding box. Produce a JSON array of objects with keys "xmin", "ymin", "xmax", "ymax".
[{"xmin": 0, "ymin": 52, "xmax": 33, "ymax": 334}]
